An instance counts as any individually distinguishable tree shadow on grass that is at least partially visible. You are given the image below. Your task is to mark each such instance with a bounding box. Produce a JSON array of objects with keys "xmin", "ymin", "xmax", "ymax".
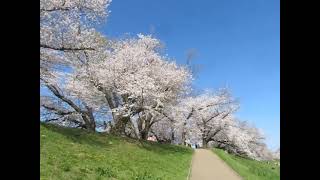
[
  {"xmin": 136, "ymin": 140, "xmax": 192, "ymax": 155},
  {"xmin": 41, "ymin": 123, "xmax": 192, "ymax": 155},
  {"xmin": 41, "ymin": 123, "xmax": 111, "ymax": 148}
]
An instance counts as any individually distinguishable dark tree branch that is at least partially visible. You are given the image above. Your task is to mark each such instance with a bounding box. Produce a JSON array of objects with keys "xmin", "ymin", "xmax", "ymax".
[
  {"xmin": 41, "ymin": 78, "xmax": 96, "ymax": 130},
  {"xmin": 205, "ymin": 111, "xmax": 221, "ymax": 123},
  {"xmin": 45, "ymin": 83, "xmax": 83, "ymax": 113},
  {"xmin": 42, "ymin": 104, "xmax": 74, "ymax": 116},
  {"xmin": 160, "ymin": 111, "xmax": 175, "ymax": 123},
  {"xmin": 43, "ymin": 118, "xmax": 60, "ymax": 122},
  {"xmin": 206, "ymin": 127, "xmax": 223, "ymax": 141},
  {"xmin": 40, "ymin": 7, "xmax": 70, "ymax": 12},
  {"xmin": 186, "ymin": 108, "xmax": 194, "ymax": 119},
  {"xmin": 149, "ymin": 117, "xmax": 162, "ymax": 127},
  {"xmin": 41, "ymin": 44, "xmax": 95, "ymax": 51}
]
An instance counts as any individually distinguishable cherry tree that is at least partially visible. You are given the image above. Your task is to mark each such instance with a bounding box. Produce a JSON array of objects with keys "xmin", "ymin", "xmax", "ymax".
[
  {"xmin": 178, "ymin": 96, "xmax": 274, "ymax": 160},
  {"xmin": 40, "ymin": 0, "xmax": 111, "ymax": 76},
  {"xmin": 40, "ymin": 0, "xmax": 112, "ymax": 131},
  {"xmin": 150, "ymin": 104, "xmax": 185, "ymax": 144},
  {"xmin": 221, "ymin": 120, "xmax": 274, "ymax": 160},
  {"xmin": 174, "ymin": 89, "xmax": 239, "ymax": 148},
  {"xmin": 150, "ymin": 118, "xmax": 175, "ymax": 143},
  {"xmin": 151, "ymin": 89, "xmax": 238, "ymax": 146},
  {"xmin": 65, "ymin": 34, "xmax": 192, "ymax": 137}
]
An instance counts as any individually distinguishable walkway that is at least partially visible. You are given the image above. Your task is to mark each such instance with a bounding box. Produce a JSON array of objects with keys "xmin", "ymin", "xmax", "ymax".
[{"xmin": 189, "ymin": 149, "xmax": 242, "ymax": 180}]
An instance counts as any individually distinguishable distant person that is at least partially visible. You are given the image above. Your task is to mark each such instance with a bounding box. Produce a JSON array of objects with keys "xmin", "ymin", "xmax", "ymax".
[{"xmin": 191, "ymin": 144, "xmax": 196, "ymax": 149}]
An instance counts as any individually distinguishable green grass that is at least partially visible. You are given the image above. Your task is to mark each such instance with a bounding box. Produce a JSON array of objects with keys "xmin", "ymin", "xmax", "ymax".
[
  {"xmin": 40, "ymin": 123, "xmax": 193, "ymax": 180},
  {"xmin": 212, "ymin": 148, "xmax": 280, "ymax": 180}
]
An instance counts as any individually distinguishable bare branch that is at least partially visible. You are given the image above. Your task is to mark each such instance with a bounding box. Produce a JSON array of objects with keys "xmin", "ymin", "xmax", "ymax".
[
  {"xmin": 40, "ymin": 7, "xmax": 70, "ymax": 12},
  {"xmin": 40, "ymin": 44, "xmax": 95, "ymax": 51}
]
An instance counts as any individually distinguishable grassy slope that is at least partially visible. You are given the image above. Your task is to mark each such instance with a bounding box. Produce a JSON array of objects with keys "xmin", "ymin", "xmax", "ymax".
[
  {"xmin": 213, "ymin": 148, "xmax": 280, "ymax": 180},
  {"xmin": 40, "ymin": 123, "xmax": 193, "ymax": 180}
]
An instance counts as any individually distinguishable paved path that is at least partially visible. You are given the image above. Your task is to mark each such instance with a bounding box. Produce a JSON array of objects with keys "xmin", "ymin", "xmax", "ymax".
[{"xmin": 189, "ymin": 149, "xmax": 242, "ymax": 180}]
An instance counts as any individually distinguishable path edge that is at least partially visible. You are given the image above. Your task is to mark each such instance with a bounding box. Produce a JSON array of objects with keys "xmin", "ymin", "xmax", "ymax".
[{"xmin": 186, "ymin": 149, "xmax": 195, "ymax": 180}]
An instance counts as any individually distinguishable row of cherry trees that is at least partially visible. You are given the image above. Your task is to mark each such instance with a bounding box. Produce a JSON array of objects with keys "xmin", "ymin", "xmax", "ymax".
[{"xmin": 40, "ymin": 0, "xmax": 274, "ymax": 160}]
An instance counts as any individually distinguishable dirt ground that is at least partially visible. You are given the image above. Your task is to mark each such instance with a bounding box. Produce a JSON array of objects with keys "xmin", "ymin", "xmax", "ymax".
[{"xmin": 189, "ymin": 149, "xmax": 242, "ymax": 180}]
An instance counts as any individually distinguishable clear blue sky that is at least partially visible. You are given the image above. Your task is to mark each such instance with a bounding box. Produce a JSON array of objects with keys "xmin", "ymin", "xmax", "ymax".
[{"xmin": 99, "ymin": 0, "xmax": 279, "ymax": 150}]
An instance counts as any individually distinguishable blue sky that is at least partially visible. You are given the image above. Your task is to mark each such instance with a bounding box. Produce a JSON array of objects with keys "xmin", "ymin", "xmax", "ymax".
[{"xmin": 99, "ymin": 0, "xmax": 280, "ymax": 150}]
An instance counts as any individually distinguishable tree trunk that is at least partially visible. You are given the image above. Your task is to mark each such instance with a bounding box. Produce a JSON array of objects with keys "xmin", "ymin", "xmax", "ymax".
[
  {"xmin": 140, "ymin": 130, "xmax": 148, "ymax": 140},
  {"xmin": 202, "ymin": 139, "xmax": 208, "ymax": 148},
  {"xmin": 83, "ymin": 118, "xmax": 96, "ymax": 132},
  {"xmin": 140, "ymin": 124, "xmax": 151, "ymax": 140},
  {"xmin": 83, "ymin": 106, "xmax": 96, "ymax": 132},
  {"xmin": 181, "ymin": 132, "xmax": 185, "ymax": 145},
  {"xmin": 181, "ymin": 121, "xmax": 187, "ymax": 145},
  {"xmin": 103, "ymin": 90, "xmax": 128, "ymax": 135},
  {"xmin": 111, "ymin": 116, "xmax": 129, "ymax": 135},
  {"xmin": 136, "ymin": 112, "xmax": 152, "ymax": 140},
  {"xmin": 171, "ymin": 131, "xmax": 175, "ymax": 144}
]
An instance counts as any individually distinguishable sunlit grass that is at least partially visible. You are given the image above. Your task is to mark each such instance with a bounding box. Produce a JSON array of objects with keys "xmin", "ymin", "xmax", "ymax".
[
  {"xmin": 213, "ymin": 148, "xmax": 280, "ymax": 180},
  {"xmin": 40, "ymin": 123, "xmax": 193, "ymax": 180}
]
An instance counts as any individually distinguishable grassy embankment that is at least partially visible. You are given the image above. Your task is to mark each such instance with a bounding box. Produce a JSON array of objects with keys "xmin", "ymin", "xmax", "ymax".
[
  {"xmin": 40, "ymin": 123, "xmax": 193, "ymax": 180},
  {"xmin": 213, "ymin": 148, "xmax": 280, "ymax": 180}
]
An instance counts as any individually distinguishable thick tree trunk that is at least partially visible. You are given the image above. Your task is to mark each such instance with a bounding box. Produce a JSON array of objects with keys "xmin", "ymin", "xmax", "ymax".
[
  {"xmin": 103, "ymin": 90, "xmax": 129, "ymax": 135},
  {"xmin": 110, "ymin": 116, "xmax": 130, "ymax": 135},
  {"xmin": 83, "ymin": 106, "xmax": 96, "ymax": 132},
  {"xmin": 202, "ymin": 139, "xmax": 208, "ymax": 148},
  {"xmin": 140, "ymin": 130, "xmax": 148, "ymax": 140},
  {"xmin": 84, "ymin": 122, "xmax": 96, "ymax": 132},
  {"xmin": 140, "ymin": 124, "xmax": 152, "ymax": 140},
  {"xmin": 81, "ymin": 114, "xmax": 96, "ymax": 131},
  {"xmin": 136, "ymin": 112, "xmax": 152, "ymax": 140}
]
